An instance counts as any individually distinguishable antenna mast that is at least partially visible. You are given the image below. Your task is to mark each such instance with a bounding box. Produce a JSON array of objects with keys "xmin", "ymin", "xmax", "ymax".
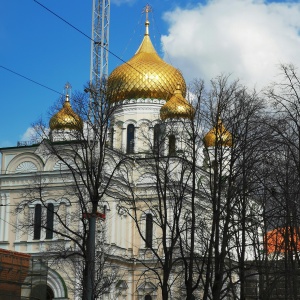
[{"xmin": 90, "ymin": 0, "xmax": 110, "ymax": 92}]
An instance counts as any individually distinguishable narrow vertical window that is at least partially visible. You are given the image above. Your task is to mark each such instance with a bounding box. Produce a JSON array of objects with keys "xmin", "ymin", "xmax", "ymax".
[
  {"xmin": 46, "ymin": 203, "xmax": 54, "ymax": 239},
  {"xmin": 169, "ymin": 135, "xmax": 176, "ymax": 156},
  {"xmin": 145, "ymin": 214, "xmax": 153, "ymax": 248},
  {"xmin": 153, "ymin": 124, "xmax": 161, "ymax": 152},
  {"xmin": 127, "ymin": 124, "xmax": 135, "ymax": 154},
  {"xmin": 145, "ymin": 295, "xmax": 152, "ymax": 300},
  {"xmin": 33, "ymin": 204, "xmax": 41, "ymax": 240},
  {"xmin": 111, "ymin": 127, "xmax": 114, "ymax": 148}
]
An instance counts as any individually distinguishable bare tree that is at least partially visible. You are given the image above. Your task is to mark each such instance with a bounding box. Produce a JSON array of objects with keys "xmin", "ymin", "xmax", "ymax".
[
  {"xmin": 261, "ymin": 64, "xmax": 300, "ymax": 299},
  {"xmin": 17, "ymin": 83, "xmax": 125, "ymax": 300},
  {"xmin": 109, "ymin": 75, "xmax": 271, "ymax": 300},
  {"xmin": 109, "ymin": 86, "xmax": 205, "ymax": 299},
  {"xmin": 195, "ymin": 75, "xmax": 266, "ymax": 300}
]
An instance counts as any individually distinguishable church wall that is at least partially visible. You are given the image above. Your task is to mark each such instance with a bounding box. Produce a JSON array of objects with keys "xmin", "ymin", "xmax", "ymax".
[
  {"xmin": 0, "ymin": 143, "xmax": 163, "ymax": 299},
  {"xmin": 0, "ymin": 147, "xmax": 73, "ymax": 299},
  {"xmin": 111, "ymin": 101, "xmax": 163, "ymax": 154}
]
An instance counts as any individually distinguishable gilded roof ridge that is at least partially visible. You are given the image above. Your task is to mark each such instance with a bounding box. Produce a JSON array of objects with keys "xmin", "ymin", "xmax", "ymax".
[
  {"xmin": 135, "ymin": 11, "xmax": 158, "ymax": 55},
  {"xmin": 135, "ymin": 34, "xmax": 157, "ymax": 55}
]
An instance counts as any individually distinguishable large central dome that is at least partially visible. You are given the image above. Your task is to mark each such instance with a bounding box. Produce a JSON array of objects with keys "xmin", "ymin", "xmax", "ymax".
[{"xmin": 107, "ymin": 20, "xmax": 186, "ymax": 103}]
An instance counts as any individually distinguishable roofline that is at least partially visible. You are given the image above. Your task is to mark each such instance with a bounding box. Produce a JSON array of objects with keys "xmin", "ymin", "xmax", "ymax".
[{"xmin": 0, "ymin": 144, "xmax": 39, "ymax": 152}]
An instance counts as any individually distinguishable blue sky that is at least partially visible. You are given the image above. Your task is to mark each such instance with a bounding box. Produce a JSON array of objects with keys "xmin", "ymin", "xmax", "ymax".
[{"xmin": 1, "ymin": 0, "xmax": 300, "ymax": 148}]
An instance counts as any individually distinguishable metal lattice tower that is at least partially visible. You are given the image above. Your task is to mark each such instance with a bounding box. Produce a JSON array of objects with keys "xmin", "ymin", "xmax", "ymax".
[{"xmin": 90, "ymin": 0, "xmax": 110, "ymax": 91}]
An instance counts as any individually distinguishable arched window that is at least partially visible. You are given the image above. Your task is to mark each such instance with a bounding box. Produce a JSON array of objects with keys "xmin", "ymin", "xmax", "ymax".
[
  {"xmin": 46, "ymin": 203, "xmax": 54, "ymax": 239},
  {"xmin": 145, "ymin": 214, "xmax": 153, "ymax": 248},
  {"xmin": 30, "ymin": 284, "xmax": 54, "ymax": 300},
  {"xmin": 168, "ymin": 135, "xmax": 176, "ymax": 156},
  {"xmin": 33, "ymin": 204, "xmax": 42, "ymax": 240},
  {"xmin": 47, "ymin": 286, "xmax": 55, "ymax": 300},
  {"xmin": 127, "ymin": 124, "xmax": 135, "ymax": 154},
  {"xmin": 145, "ymin": 295, "xmax": 152, "ymax": 300},
  {"xmin": 153, "ymin": 124, "xmax": 161, "ymax": 152}
]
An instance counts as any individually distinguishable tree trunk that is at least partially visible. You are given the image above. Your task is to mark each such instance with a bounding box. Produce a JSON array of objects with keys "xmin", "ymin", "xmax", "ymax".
[{"xmin": 83, "ymin": 215, "xmax": 96, "ymax": 300}]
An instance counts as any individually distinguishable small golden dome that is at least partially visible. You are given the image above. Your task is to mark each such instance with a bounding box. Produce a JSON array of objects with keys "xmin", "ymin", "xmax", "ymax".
[
  {"xmin": 203, "ymin": 119, "xmax": 232, "ymax": 147},
  {"xmin": 160, "ymin": 84, "xmax": 194, "ymax": 120},
  {"xmin": 107, "ymin": 20, "xmax": 186, "ymax": 103},
  {"xmin": 49, "ymin": 95, "xmax": 83, "ymax": 131}
]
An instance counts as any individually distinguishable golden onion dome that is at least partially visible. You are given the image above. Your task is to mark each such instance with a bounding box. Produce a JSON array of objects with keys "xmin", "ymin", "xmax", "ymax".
[
  {"xmin": 160, "ymin": 84, "xmax": 194, "ymax": 120},
  {"xmin": 203, "ymin": 119, "xmax": 232, "ymax": 148},
  {"xmin": 107, "ymin": 20, "xmax": 186, "ymax": 103},
  {"xmin": 49, "ymin": 95, "xmax": 83, "ymax": 131}
]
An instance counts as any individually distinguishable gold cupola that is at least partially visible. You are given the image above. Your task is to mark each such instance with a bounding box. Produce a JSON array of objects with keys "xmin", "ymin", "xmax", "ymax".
[
  {"xmin": 49, "ymin": 94, "xmax": 83, "ymax": 131},
  {"xmin": 203, "ymin": 119, "xmax": 232, "ymax": 148},
  {"xmin": 107, "ymin": 14, "xmax": 186, "ymax": 103},
  {"xmin": 160, "ymin": 84, "xmax": 194, "ymax": 120}
]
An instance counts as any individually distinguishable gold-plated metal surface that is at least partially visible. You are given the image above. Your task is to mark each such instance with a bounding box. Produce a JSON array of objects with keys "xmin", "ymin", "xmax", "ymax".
[
  {"xmin": 49, "ymin": 95, "xmax": 83, "ymax": 131},
  {"xmin": 160, "ymin": 84, "xmax": 194, "ymax": 120},
  {"xmin": 203, "ymin": 119, "xmax": 232, "ymax": 148},
  {"xmin": 107, "ymin": 22, "xmax": 186, "ymax": 103}
]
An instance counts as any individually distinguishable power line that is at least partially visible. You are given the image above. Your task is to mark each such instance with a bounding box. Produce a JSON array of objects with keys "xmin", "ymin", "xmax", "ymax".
[
  {"xmin": 34, "ymin": 0, "xmax": 92, "ymax": 42},
  {"xmin": 0, "ymin": 65, "xmax": 63, "ymax": 95},
  {"xmin": 33, "ymin": 0, "xmax": 184, "ymax": 100},
  {"xmin": 0, "ymin": 215, "xmax": 21, "ymax": 232},
  {"xmin": 33, "ymin": 0, "xmax": 128, "ymax": 67},
  {"xmin": 0, "ymin": 3, "xmax": 189, "ymax": 109}
]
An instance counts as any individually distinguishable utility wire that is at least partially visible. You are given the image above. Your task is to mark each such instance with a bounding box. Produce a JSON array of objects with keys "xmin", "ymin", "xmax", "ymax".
[
  {"xmin": 0, "ymin": 215, "xmax": 22, "ymax": 232},
  {"xmin": 0, "ymin": 1, "xmax": 188, "ymax": 102},
  {"xmin": 33, "ymin": 0, "xmax": 185, "ymax": 100},
  {"xmin": 0, "ymin": 65, "xmax": 63, "ymax": 95},
  {"xmin": 33, "ymin": 0, "xmax": 130, "ymax": 68},
  {"xmin": 34, "ymin": 0, "xmax": 92, "ymax": 41}
]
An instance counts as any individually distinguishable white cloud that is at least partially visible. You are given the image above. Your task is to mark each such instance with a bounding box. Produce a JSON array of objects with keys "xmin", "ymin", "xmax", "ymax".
[
  {"xmin": 20, "ymin": 127, "xmax": 37, "ymax": 142},
  {"xmin": 161, "ymin": 0, "xmax": 300, "ymax": 89},
  {"xmin": 20, "ymin": 126, "xmax": 49, "ymax": 142}
]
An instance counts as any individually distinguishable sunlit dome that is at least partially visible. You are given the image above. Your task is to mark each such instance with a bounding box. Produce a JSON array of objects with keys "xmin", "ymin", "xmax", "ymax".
[
  {"xmin": 49, "ymin": 95, "xmax": 83, "ymax": 131},
  {"xmin": 203, "ymin": 119, "xmax": 232, "ymax": 148},
  {"xmin": 160, "ymin": 84, "xmax": 194, "ymax": 120},
  {"xmin": 107, "ymin": 20, "xmax": 186, "ymax": 103}
]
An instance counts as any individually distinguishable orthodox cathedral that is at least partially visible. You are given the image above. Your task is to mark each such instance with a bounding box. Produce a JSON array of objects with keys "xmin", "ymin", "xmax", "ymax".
[{"xmin": 0, "ymin": 14, "xmax": 237, "ymax": 300}]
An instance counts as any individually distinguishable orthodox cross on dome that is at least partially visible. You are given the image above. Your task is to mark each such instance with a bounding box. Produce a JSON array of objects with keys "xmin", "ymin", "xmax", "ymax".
[
  {"xmin": 143, "ymin": 4, "xmax": 152, "ymax": 22},
  {"xmin": 64, "ymin": 82, "xmax": 72, "ymax": 97},
  {"xmin": 142, "ymin": 4, "xmax": 152, "ymax": 35}
]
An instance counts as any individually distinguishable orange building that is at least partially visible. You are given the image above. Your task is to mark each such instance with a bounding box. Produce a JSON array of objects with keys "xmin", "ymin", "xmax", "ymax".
[
  {"xmin": 0, "ymin": 249, "xmax": 31, "ymax": 299},
  {"xmin": 266, "ymin": 227, "xmax": 300, "ymax": 254}
]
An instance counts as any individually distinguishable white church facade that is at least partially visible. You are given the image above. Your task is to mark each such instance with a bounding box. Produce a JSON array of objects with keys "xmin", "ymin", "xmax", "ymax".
[{"xmin": 0, "ymin": 15, "xmax": 246, "ymax": 300}]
